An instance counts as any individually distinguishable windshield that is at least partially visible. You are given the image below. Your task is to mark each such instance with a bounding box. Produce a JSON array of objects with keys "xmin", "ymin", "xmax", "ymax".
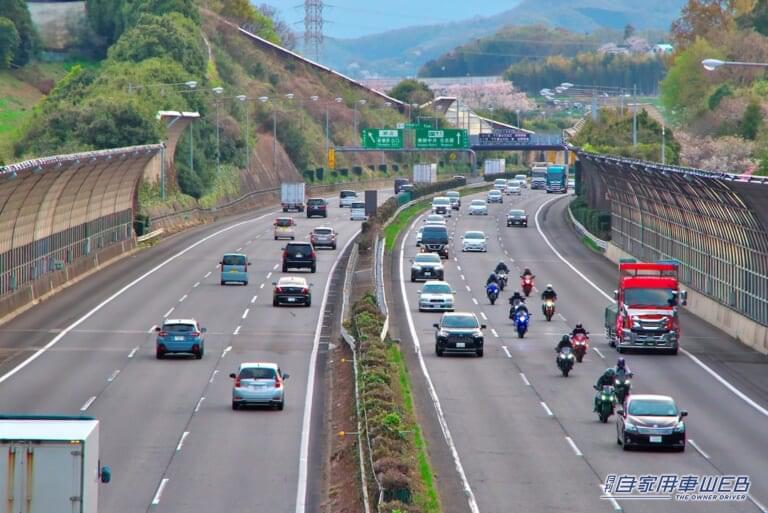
[
  {"xmin": 275, "ymin": 219, "xmax": 293, "ymax": 227},
  {"xmin": 163, "ymin": 323, "xmax": 196, "ymax": 332},
  {"xmin": 423, "ymin": 283, "xmax": 452, "ymax": 294},
  {"xmin": 415, "ymin": 254, "xmax": 441, "ymax": 264},
  {"xmin": 488, "ymin": 191, "xmax": 501, "ymax": 196},
  {"xmin": 442, "ymin": 315, "xmax": 479, "ymax": 329},
  {"xmin": 340, "ymin": 191, "xmax": 356, "ymax": 198},
  {"xmin": 351, "ymin": 202, "xmax": 365, "ymax": 208},
  {"xmin": 446, "ymin": 192, "xmax": 459, "ymax": 198},
  {"xmin": 433, "ymin": 198, "xmax": 450, "ymax": 205},
  {"xmin": 240, "ymin": 368, "xmax": 277, "ymax": 380},
  {"xmin": 223, "ymin": 255, "xmax": 246, "ymax": 266},
  {"xmin": 313, "ymin": 228, "xmax": 332, "ymax": 235},
  {"xmin": 494, "ymin": 179, "xmax": 506, "ymax": 185},
  {"xmin": 624, "ymin": 288, "xmax": 677, "ymax": 307},
  {"xmin": 628, "ymin": 399, "xmax": 678, "ymax": 417},
  {"xmin": 464, "ymin": 232, "xmax": 484, "ymax": 239},
  {"xmin": 509, "ymin": 210, "xmax": 525, "ymax": 216},
  {"xmin": 422, "ymin": 227, "xmax": 448, "ymax": 239},
  {"xmin": 471, "ymin": 200, "xmax": 486, "ymax": 206},
  {"xmin": 426, "ymin": 215, "xmax": 445, "ymax": 222}
]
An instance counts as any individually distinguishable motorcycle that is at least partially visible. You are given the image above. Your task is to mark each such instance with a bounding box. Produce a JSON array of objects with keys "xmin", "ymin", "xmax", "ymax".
[
  {"xmin": 514, "ymin": 309, "xmax": 530, "ymax": 338},
  {"xmin": 556, "ymin": 347, "xmax": 575, "ymax": 377},
  {"xmin": 571, "ymin": 332, "xmax": 589, "ymax": 363},
  {"xmin": 543, "ymin": 299, "xmax": 556, "ymax": 322},
  {"xmin": 521, "ymin": 276, "xmax": 534, "ymax": 297},
  {"xmin": 486, "ymin": 282, "xmax": 500, "ymax": 305},
  {"xmin": 497, "ymin": 271, "xmax": 508, "ymax": 291},
  {"xmin": 614, "ymin": 372, "xmax": 633, "ymax": 404},
  {"xmin": 596, "ymin": 385, "xmax": 618, "ymax": 423}
]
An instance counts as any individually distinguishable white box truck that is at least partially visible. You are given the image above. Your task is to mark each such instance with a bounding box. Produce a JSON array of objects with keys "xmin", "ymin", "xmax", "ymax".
[
  {"xmin": 281, "ymin": 182, "xmax": 306, "ymax": 212},
  {"xmin": 483, "ymin": 159, "xmax": 506, "ymax": 176},
  {"xmin": 530, "ymin": 163, "xmax": 548, "ymax": 190},
  {"xmin": 0, "ymin": 415, "xmax": 111, "ymax": 513},
  {"xmin": 413, "ymin": 163, "xmax": 437, "ymax": 183}
]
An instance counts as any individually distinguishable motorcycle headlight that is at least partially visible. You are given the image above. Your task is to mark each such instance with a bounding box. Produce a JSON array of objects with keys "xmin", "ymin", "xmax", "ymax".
[
  {"xmin": 567, "ymin": 354, "xmax": 574, "ymax": 359},
  {"xmin": 624, "ymin": 420, "xmax": 638, "ymax": 432},
  {"xmin": 674, "ymin": 421, "xmax": 685, "ymax": 433}
]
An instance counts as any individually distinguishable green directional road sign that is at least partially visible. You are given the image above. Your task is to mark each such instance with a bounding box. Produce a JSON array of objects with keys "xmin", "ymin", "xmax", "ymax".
[
  {"xmin": 361, "ymin": 128, "xmax": 404, "ymax": 149},
  {"xmin": 414, "ymin": 128, "xmax": 469, "ymax": 149}
]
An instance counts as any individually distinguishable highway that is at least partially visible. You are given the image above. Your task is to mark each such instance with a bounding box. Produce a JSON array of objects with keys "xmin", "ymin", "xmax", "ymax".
[
  {"xmin": 0, "ymin": 193, "xmax": 379, "ymax": 513},
  {"xmin": 396, "ymin": 187, "xmax": 768, "ymax": 513}
]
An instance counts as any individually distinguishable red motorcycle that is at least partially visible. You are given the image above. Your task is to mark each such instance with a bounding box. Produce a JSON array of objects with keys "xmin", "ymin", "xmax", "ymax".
[
  {"xmin": 521, "ymin": 276, "xmax": 534, "ymax": 297},
  {"xmin": 571, "ymin": 332, "xmax": 589, "ymax": 363}
]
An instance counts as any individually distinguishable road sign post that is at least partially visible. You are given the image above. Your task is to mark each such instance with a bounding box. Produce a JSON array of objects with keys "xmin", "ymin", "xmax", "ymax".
[
  {"xmin": 361, "ymin": 128, "xmax": 404, "ymax": 149},
  {"xmin": 327, "ymin": 147, "xmax": 335, "ymax": 169}
]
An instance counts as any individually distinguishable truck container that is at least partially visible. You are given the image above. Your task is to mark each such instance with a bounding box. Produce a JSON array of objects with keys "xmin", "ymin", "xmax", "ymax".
[
  {"xmin": 281, "ymin": 182, "xmax": 306, "ymax": 212},
  {"xmin": 604, "ymin": 260, "xmax": 687, "ymax": 354},
  {"xmin": 545, "ymin": 165, "xmax": 567, "ymax": 193},
  {"xmin": 0, "ymin": 415, "xmax": 111, "ymax": 513},
  {"xmin": 530, "ymin": 163, "xmax": 548, "ymax": 189},
  {"xmin": 483, "ymin": 159, "xmax": 506, "ymax": 176},
  {"xmin": 413, "ymin": 163, "xmax": 438, "ymax": 183}
]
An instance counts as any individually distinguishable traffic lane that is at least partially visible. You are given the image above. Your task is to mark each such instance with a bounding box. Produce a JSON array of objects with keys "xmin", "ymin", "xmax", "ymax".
[
  {"xmin": 500, "ymin": 193, "xmax": 768, "ymax": 509},
  {"xmin": 402, "ymin": 209, "xmax": 612, "ymax": 513}
]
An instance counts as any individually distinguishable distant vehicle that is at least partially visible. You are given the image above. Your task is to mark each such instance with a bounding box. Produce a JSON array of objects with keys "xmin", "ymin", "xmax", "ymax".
[
  {"xmin": 506, "ymin": 209, "xmax": 528, "ymax": 227},
  {"xmin": 230, "ymin": 362, "xmax": 289, "ymax": 410},
  {"xmin": 282, "ymin": 242, "xmax": 316, "ymax": 273},
  {"xmin": 310, "ymin": 226, "xmax": 337, "ymax": 249},
  {"xmin": 411, "ymin": 252, "xmax": 444, "ymax": 282},
  {"xmin": 493, "ymin": 178, "xmax": 508, "ymax": 192},
  {"xmin": 531, "ymin": 164, "xmax": 548, "ymax": 189},
  {"xmin": 508, "ymin": 185, "xmax": 521, "ymax": 196},
  {"xmin": 400, "ymin": 184, "xmax": 415, "ymax": 192},
  {"xmin": 514, "ymin": 174, "xmax": 528, "ymax": 187},
  {"xmin": 273, "ymin": 217, "xmax": 296, "ymax": 240},
  {"xmin": 446, "ymin": 190, "xmax": 461, "ymax": 209},
  {"xmin": 484, "ymin": 159, "xmax": 506, "ymax": 176},
  {"xmin": 546, "ymin": 165, "xmax": 567, "ymax": 193},
  {"xmin": 350, "ymin": 201, "xmax": 367, "ymax": 221},
  {"xmin": 394, "ymin": 177, "xmax": 409, "ymax": 194},
  {"xmin": 281, "ymin": 183, "xmax": 305, "ymax": 212},
  {"xmin": 155, "ymin": 319, "xmax": 206, "ymax": 359},
  {"xmin": 468, "ymin": 199, "xmax": 488, "ymax": 215},
  {"xmin": 220, "ymin": 252, "xmax": 250, "ymax": 285},
  {"xmin": 272, "ymin": 276, "xmax": 312, "ymax": 306},
  {"xmin": 420, "ymin": 224, "xmax": 450, "ymax": 258},
  {"xmin": 434, "ymin": 312, "xmax": 486, "ymax": 357},
  {"xmin": 423, "ymin": 214, "xmax": 447, "ymax": 225},
  {"xmin": 432, "ymin": 196, "xmax": 452, "ymax": 217},
  {"xmin": 487, "ymin": 190, "xmax": 503, "ymax": 204},
  {"xmin": 418, "ymin": 280, "xmax": 456, "ymax": 312},
  {"xmin": 568, "ymin": 177, "xmax": 576, "ymax": 190},
  {"xmin": 306, "ymin": 198, "xmax": 328, "ymax": 218},
  {"xmin": 339, "ymin": 190, "xmax": 357, "ymax": 208},
  {"xmin": 452, "ymin": 175, "xmax": 467, "ymax": 185},
  {"xmin": 413, "ymin": 163, "xmax": 438, "ymax": 183},
  {"xmin": 461, "ymin": 231, "xmax": 488, "ymax": 252},
  {"xmin": 616, "ymin": 395, "xmax": 687, "ymax": 451}
]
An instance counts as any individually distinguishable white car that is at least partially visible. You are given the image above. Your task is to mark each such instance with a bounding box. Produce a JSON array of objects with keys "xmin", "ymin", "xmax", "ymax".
[
  {"xmin": 514, "ymin": 175, "xmax": 528, "ymax": 188},
  {"xmin": 468, "ymin": 200, "xmax": 488, "ymax": 215},
  {"xmin": 339, "ymin": 190, "xmax": 357, "ymax": 208},
  {"xmin": 487, "ymin": 190, "xmax": 503, "ymax": 204},
  {"xmin": 493, "ymin": 178, "xmax": 508, "ymax": 193},
  {"xmin": 417, "ymin": 280, "xmax": 456, "ymax": 312},
  {"xmin": 350, "ymin": 201, "xmax": 367, "ymax": 221},
  {"xmin": 508, "ymin": 185, "xmax": 521, "ymax": 195},
  {"xmin": 423, "ymin": 214, "xmax": 447, "ymax": 225},
  {"xmin": 461, "ymin": 231, "xmax": 488, "ymax": 252},
  {"xmin": 431, "ymin": 196, "xmax": 452, "ymax": 217}
]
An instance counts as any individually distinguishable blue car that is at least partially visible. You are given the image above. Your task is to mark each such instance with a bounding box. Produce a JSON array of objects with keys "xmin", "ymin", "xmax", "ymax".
[
  {"xmin": 220, "ymin": 253, "xmax": 250, "ymax": 285},
  {"xmin": 155, "ymin": 319, "xmax": 206, "ymax": 359}
]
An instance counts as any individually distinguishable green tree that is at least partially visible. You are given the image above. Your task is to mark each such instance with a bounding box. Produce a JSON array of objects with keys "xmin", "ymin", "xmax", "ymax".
[
  {"xmin": 0, "ymin": 0, "xmax": 39, "ymax": 65},
  {"xmin": 739, "ymin": 100, "xmax": 763, "ymax": 139},
  {"xmin": 661, "ymin": 38, "xmax": 721, "ymax": 120},
  {"xmin": 85, "ymin": 0, "xmax": 123, "ymax": 43},
  {"xmin": 120, "ymin": 0, "xmax": 199, "ymax": 37},
  {"xmin": 0, "ymin": 17, "xmax": 19, "ymax": 69},
  {"xmin": 387, "ymin": 79, "xmax": 434, "ymax": 105},
  {"xmin": 218, "ymin": 0, "xmax": 280, "ymax": 43},
  {"xmin": 737, "ymin": 0, "xmax": 768, "ymax": 34}
]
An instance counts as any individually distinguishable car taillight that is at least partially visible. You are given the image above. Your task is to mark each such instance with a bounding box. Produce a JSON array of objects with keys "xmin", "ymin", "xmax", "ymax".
[
  {"xmin": 319, "ymin": 205, "xmax": 326, "ymax": 209},
  {"xmin": 191, "ymin": 332, "xmax": 200, "ymax": 337},
  {"xmin": 275, "ymin": 287, "xmax": 283, "ymax": 292},
  {"xmin": 302, "ymin": 288, "xmax": 309, "ymax": 294},
  {"xmin": 310, "ymin": 251, "xmax": 316, "ymax": 258},
  {"xmin": 234, "ymin": 376, "xmax": 241, "ymax": 387},
  {"xmin": 158, "ymin": 331, "xmax": 167, "ymax": 337},
  {"xmin": 274, "ymin": 378, "xmax": 282, "ymax": 389},
  {"xmin": 283, "ymin": 249, "xmax": 288, "ymax": 258}
]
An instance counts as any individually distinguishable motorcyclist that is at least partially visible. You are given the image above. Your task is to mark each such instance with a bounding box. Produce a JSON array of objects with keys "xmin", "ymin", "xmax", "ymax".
[
  {"xmin": 541, "ymin": 284, "xmax": 557, "ymax": 302},
  {"xmin": 571, "ymin": 323, "xmax": 588, "ymax": 338},
  {"xmin": 615, "ymin": 357, "xmax": 632, "ymax": 378},
  {"xmin": 520, "ymin": 268, "xmax": 535, "ymax": 279},
  {"xmin": 495, "ymin": 261, "xmax": 510, "ymax": 275},
  {"xmin": 555, "ymin": 334, "xmax": 573, "ymax": 353},
  {"xmin": 593, "ymin": 368, "xmax": 617, "ymax": 411},
  {"xmin": 486, "ymin": 272, "xmax": 499, "ymax": 286},
  {"xmin": 508, "ymin": 291, "xmax": 528, "ymax": 318}
]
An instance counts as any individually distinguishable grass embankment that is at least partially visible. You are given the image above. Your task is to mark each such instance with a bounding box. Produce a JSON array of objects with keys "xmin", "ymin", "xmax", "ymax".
[
  {"xmin": 138, "ymin": 164, "xmax": 242, "ymax": 213},
  {"xmin": 352, "ymin": 294, "xmax": 439, "ymax": 513}
]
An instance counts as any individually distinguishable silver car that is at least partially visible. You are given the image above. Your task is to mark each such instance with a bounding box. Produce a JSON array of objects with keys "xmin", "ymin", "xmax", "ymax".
[
  {"xmin": 508, "ymin": 185, "xmax": 521, "ymax": 196},
  {"xmin": 514, "ymin": 175, "xmax": 528, "ymax": 188},
  {"xmin": 230, "ymin": 362, "xmax": 289, "ymax": 410},
  {"xmin": 446, "ymin": 191, "xmax": 461, "ymax": 210},
  {"xmin": 468, "ymin": 200, "xmax": 488, "ymax": 215},
  {"xmin": 418, "ymin": 280, "xmax": 456, "ymax": 312},
  {"xmin": 487, "ymin": 190, "xmax": 503, "ymax": 204},
  {"xmin": 461, "ymin": 231, "xmax": 488, "ymax": 252}
]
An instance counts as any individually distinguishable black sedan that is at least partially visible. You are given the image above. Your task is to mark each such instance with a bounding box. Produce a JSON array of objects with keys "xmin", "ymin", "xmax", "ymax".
[
  {"xmin": 506, "ymin": 209, "xmax": 528, "ymax": 227},
  {"xmin": 616, "ymin": 394, "xmax": 687, "ymax": 451},
  {"xmin": 272, "ymin": 276, "xmax": 312, "ymax": 306}
]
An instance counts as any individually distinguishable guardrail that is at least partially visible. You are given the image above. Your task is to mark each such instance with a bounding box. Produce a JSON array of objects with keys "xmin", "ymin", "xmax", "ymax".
[
  {"xmin": 567, "ymin": 205, "xmax": 607, "ymax": 252},
  {"xmin": 373, "ymin": 236, "xmax": 389, "ymax": 341}
]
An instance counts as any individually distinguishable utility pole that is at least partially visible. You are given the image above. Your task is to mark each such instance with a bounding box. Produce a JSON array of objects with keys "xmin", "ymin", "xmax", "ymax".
[
  {"xmin": 632, "ymin": 84, "xmax": 637, "ymax": 147},
  {"xmin": 189, "ymin": 121, "xmax": 194, "ymax": 176},
  {"xmin": 273, "ymin": 107, "xmax": 277, "ymax": 173},
  {"xmin": 661, "ymin": 120, "xmax": 666, "ymax": 164}
]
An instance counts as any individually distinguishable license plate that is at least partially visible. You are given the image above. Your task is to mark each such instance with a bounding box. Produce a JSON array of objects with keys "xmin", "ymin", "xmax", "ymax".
[
  {"xmin": 296, "ymin": 253, "xmax": 303, "ymax": 257},
  {"xmin": 174, "ymin": 336, "xmax": 185, "ymax": 341},
  {"xmin": 287, "ymin": 297, "xmax": 296, "ymax": 302},
  {"xmin": 424, "ymin": 272, "xmax": 431, "ymax": 276},
  {"xmin": 230, "ymin": 269, "xmax": 237, "ymax": 272},
  {"xmin": 250, "ymin": 384, "xmax": 266, "ymax": 389},
  {"xmin": 455, "ymin": 342, "xmax": 465, "ymax": 348},
  {"xmin": 649, "ymin": 436, "xmax": 662, "ymax": 443}
]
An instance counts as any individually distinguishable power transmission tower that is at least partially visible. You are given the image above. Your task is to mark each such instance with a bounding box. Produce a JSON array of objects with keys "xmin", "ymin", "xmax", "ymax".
[{"xmin": 304, "ymin": 0, "xmax": 324, "ymax": 62}]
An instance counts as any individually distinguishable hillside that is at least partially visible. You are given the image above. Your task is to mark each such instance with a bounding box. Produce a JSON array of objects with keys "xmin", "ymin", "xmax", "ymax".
[{"xmin": 316, "ymin": 0, "xmax": 685, "ymax": 78}]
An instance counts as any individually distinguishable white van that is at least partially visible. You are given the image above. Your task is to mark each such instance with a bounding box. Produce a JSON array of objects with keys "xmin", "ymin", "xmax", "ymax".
[
  {"xmin": 350, "ymin": 201, "xmax": 367, "ymax": 221},
  {"xmin": 339, "ymin": 190, "xmax": 358, "ymax": 208}
]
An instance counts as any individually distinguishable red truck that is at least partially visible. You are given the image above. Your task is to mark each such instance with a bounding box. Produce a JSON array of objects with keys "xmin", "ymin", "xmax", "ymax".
[{"xmin": 604, "ymin": 259, "xmax": 687, "ymax": 355}]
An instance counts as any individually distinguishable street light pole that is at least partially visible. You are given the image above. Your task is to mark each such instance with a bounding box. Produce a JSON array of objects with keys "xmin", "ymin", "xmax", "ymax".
[
  {"xmin": 236, "ymin": 95, "xmax": 249, "ymax": 171},
  {"xmin": 632, "ymin": 84, "xmax": 637, "ymax": 147},
  {"xmin": 661, "ymin": 120, "xmax": 666, "ymax": 164},
  {"xmin": 212, "ymin": 87, "xmax": 224, "ymax": 175}
]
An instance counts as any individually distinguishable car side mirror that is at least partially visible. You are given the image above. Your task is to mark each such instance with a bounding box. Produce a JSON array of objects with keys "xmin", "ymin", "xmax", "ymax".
[
  {"xmin": 613, "ymin": 289, "xmax": 619, "ymax": 299},
  {"xmin": 201, "ymin": 328, "xmax": 207, "ymax": 333},
  {"xmin": 680, "ymin": 410, "xmax": 688, "ymax": 417},
  {"xmin": 219, "ymin": 261, "xmax": 224, "ymax": 265},
  {"xmin": 155, "ymin": 326, "xmax": 161, "ymax": 332},
  {"xmin": 417, "ymin": 291, "xmax": 422, "ymax": 294},
  {"xmin": 100, "ymin": 465, "xmax": 111, "ymax": 484},
  {"xmin": 248, "ymin": 261, "xmax": 252, "ymax": 265},
  {"xmin": 432, "ymin": 323, "xmax": 439, "ymax": 329},
  {"xmin": 481, "ymin": 324, "xmax": 487, "ymax": 329},
  {"xmin": 616, "ymin": 409, "xmax": 624, "ymax": 416},
  {"xmin": 229, "ymin": 373, "xmax": 237, "ymax": 379},
  {"xmin": 283, "ymin": 373, "xmax": 290, "ymax": 379},
  {"xmin": 680, "ymin": 290, "xmax": 688, "ymax": 305},
  {"xmin": 272, "ymin": 282, "xmax": 277, "ymax": 286}
]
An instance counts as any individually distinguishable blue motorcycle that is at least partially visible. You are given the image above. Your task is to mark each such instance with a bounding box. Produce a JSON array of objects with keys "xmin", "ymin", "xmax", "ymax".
[
  {"xmin": 514, "ymin": 309, "xmax": 530, "ymax": 338},
  {"xmin": 486, "ymin": 282, "xmax": 500, "ymax": 305}
]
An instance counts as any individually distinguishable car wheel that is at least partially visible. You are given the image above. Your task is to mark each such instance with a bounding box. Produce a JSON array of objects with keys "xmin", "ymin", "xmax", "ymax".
[
  {"xmin": 195, "ymin": 348, "xmax": 204, "ymax": 360},
  {"xmin": 232, "ymin": 402, "xmax": 240, "ymax": 410},
  {"xmin": 435, "ymin": 344, "xmax": 444, "ymax": 357},
  {"xmin": 476, "ymin": 348, "xmax": 484, "ymax": 357},
  {"xmin": 332, "ymin": 243, "xmax": 337, "ymax": 250},
  {"xmin": 156, "ymin": 348, "xmax": 164, "ymax": 359},
  {"xmin": 273, "ymin": 299, "xmax": 279, "ymax": 307},
  {"xmin": 220, "ymin": 280, "xmax": 225, "ymax": 286},
  {"xmin": 243, "ymin": 281, "xmax": 248, "ymax": 286},
  {"xmin": 410, "ymin": 274, "xmax": 416, "ymax": 283},
  {"xmin": 678, "ymin": 444, "xmax": 686, "ymax": 452},
  {"xmin": 282, "ymin": 264, "xmax": 288, "ymax": 272},
  {"xmin": 310, "ymin": 265, "xmax": 317, "ymax": 273},
  {"xmin": 274, "ymin": 236, "xmax": 278, "ymax": 240},
  {"xmin": 669, "ymin": 346, "xmax": 679, "ymax": 355},
  {"xmin": 306, "ymin": 299, "xmax": 311, "ymax": 307},
  {"xmin": 276, "ymin": 401, "xmax": 285, "ymax": 411}
]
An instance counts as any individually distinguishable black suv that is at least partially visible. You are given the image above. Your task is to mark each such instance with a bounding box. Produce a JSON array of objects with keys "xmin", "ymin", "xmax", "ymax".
[
  {"xmin": 434, "ymin": 312, "xmax": 486, "ymax": 357},
  {"xmin": 420, "ymin": 225, "xmax": 450, "ymax": 259},
  {"xmin": 282, "ymin": 242, "xmax": 316, "ymax": 273},
  {"xmin": 306, "ymin": 198, "xmax": 328, "ymax": 218}
]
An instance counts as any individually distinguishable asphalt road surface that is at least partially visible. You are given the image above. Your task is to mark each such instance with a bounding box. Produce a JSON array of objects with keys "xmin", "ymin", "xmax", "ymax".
[
  {"xmin": 0, "ymin": 192, "xmax": 384, "ymax": 513},
  {"xmin": 397, "ymin": 186, "xmax": 767, "ymax": 513}
]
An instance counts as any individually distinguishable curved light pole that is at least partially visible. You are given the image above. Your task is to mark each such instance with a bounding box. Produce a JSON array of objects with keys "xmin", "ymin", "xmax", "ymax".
[
  {"xmin": 701, "ymin": 58, "xmax": 768, "ymax": 71},
  {"xmin": 212, "ymin": 87, "xmax": 224, "ymax": 175},
  {"xmin": 236, "ymin": 95, "xmax": 249, "ymax": 171}
]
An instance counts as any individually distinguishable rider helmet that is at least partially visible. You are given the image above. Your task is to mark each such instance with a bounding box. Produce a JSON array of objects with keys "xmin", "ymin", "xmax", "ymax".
[
  {"xmin": 617, "ymin": 357, "xmax": 626, "ymax": 370},
  {"xmin": 546, "ymin": 284, "xmax": 553, "ymax": 290},
  {"xmin": 561, "ymin": 335, "xmax": 570, "ymax": 343},
  {"xmin": 575, "ymin": 323, "xmax": 583, "ymax": 330},
  {"xmin": 606, "ymin": 368, "xmax": 616, "ymax": 378}
]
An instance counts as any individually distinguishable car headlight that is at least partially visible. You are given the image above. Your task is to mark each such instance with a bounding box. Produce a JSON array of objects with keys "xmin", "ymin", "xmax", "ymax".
[
  {"xmin": 473, "ymin": 333, "xmax": 483, "ymax": 338},
  {"xmin": 624, "ymin": 420, "xmax": 638, "ymax": 432},
  {"xmin": 631, "ymin": 316, "xmax": 641, "ymax": 329},
  {"xmin": 674, "ymin": 421, "xmax": 685, "ymax": 433},
  {"xmin": 412, "ymin": 265, "xmax": 421, "ymax": 270}
]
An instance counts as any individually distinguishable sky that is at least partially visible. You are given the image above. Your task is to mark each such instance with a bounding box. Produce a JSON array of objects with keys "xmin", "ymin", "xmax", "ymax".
[{"xmin": 258, "ymin": 0, "xmax": 518, "ymax": 39}]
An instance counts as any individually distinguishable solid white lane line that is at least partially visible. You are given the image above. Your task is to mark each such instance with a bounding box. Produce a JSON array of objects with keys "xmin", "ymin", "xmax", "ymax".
[
  {"xmin": 251, "ymin": 295, "xmax": 258, "ymax": 304},
  {"xmin": 179, "ymin": 294, "xmax": 188, "ymax": 303},
  {"xmin": 260, "ymin": 283, "xmax": 265, "ymax": 289},
  {"xmin": 480, "ymin": 312, "xmax": 488, "ymax": 320},
  {"xmin": 540, "ymin": 402, "xmax": 554, "ymax": 416},
  {"xmin": 296, "ymin": 230, "xmax": 360, "ymax": 513},
  {"xmin": 128, "ymin": 346, "xmax": 139, "ymax": 358},
  {"xmin": 565, "ymin": 436, "xmax": 583, "ymax": 456},
  {"xmin": 233, "ymin": 326, "xmax": 241, "ymax": 335},
  {"xmin": 600, "ymin": 484, "xmax": 623, "ymax": 511},
  {"xmin": 222, "ymin": 345, "xmax": 232, "ymax": 357},
  {"xmin": 242, "ymin": 309, "xmax": 249, "ymax": 319},
  {"xmin": 216, "ymin": 264, "xmax": 221, "ymax": 269},
  {"xmin": 502, "ymin": 346, "xmax": 512, "ymax": 358},
  {"xmin": 491, "ymin": 328, "xmax": 499, "ymax": 338},
  {"xmin": 520, "ymin": 373, "xmax": 530, "ymax": 386},
  {"xmin": 152, "ymin": 478, "xmax": 169, "ymax": 505},
  {"xmin": 163, "ymin": 307, "xmax": 174, "ymax": 318},
  {"xmin": 176, "ymin": 431, "xmax": 190, "ymax": 451},
  {"xmin": 80, "ymin": 396, "xmax": 96, "ymax": 411},
  {"xmin": 593, "ymin": 347, "xmax": 605, "ymax": 359},
  {"xmin": 107, "ymin": 369, "xmax": 120, "ymax": 382},
  {"xmin": 398, "ymin": 214, "xmax": 480, "ymax": 513},
  {"xmin": 534, "ymin": 197, "xmax": 768, "ymax": 419},
  {"xmin": 267, "ymin": 272, "xmax": 272, "ymax": 279},
  {"xmin": 209, "ymin": 370, "xmax": 219, "ymax": 383},
  {"xmin": 193, "ymin": 281, "xmax": 200, "ymax": 288},
  {"xmin": 472, "ymin": 298, "xmax": 479, "ymax": 305},
  {"xmin": 194, "ymin": 397, "xmax": 205, "ymax": 413},
  {"xmin": 688, "ymin": 439, "xmax": 710, "ymax": 459},
  {"xmin": 748, "ymin": 494, "xmax": 767, "ymax": 513},
  {"xmin": 204, "ymin": 271, "xmax": 212, "ymax": 278}
]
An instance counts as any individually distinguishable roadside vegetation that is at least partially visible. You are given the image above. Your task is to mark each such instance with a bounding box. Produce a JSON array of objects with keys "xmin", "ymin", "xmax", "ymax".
[{"xmin": 570, "ymin": 196, "xmax": 611, "ymax": 241}]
